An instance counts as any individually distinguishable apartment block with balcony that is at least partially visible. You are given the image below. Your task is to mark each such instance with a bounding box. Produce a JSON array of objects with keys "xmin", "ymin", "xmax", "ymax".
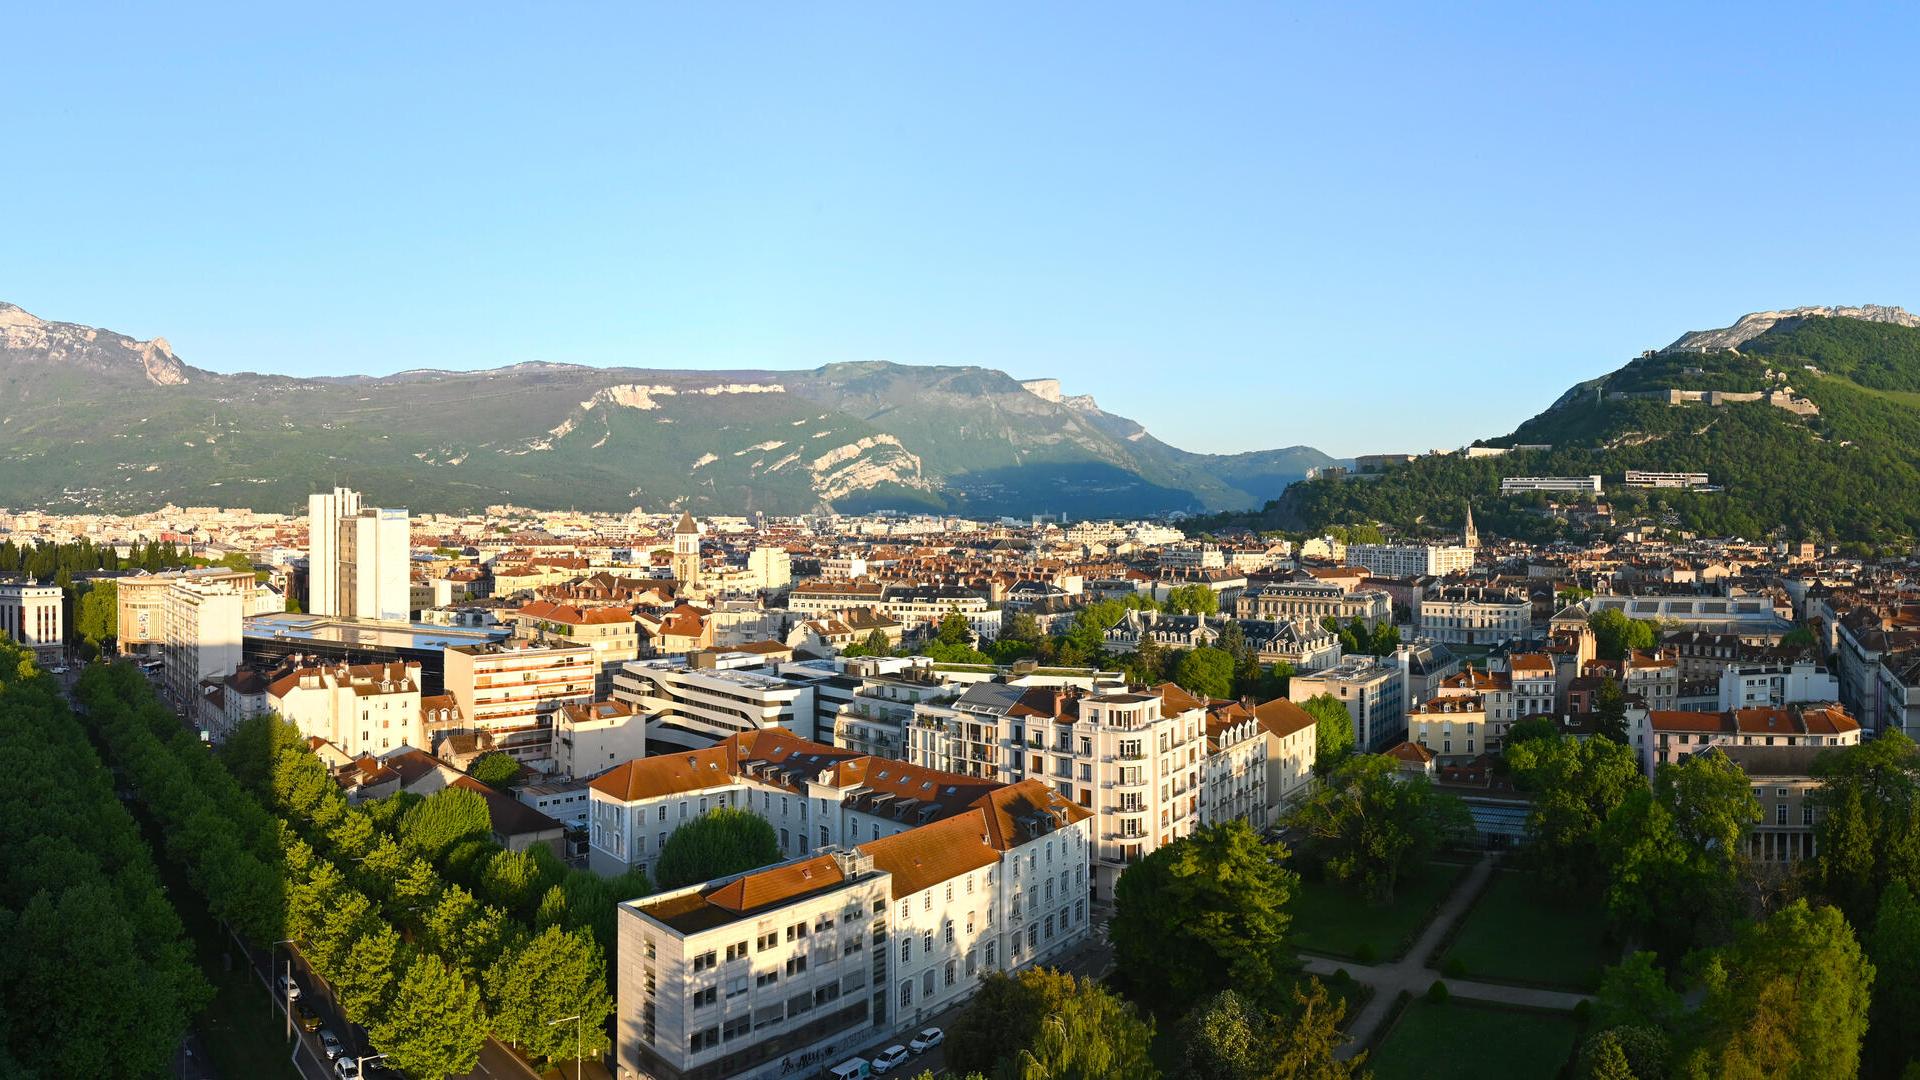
[
  {"xmin": 443, "ymin": 639, "xmax": 596, "ymax": 770},
  {"xmin": 268, "ymin": 660, "xmax": 425, "ymax": 759},
  {"xmin": 612, "ymin": 655, "xmax": 819, "ymax": 754}
]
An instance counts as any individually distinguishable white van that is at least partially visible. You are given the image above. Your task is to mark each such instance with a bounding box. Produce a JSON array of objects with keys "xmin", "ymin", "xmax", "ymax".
[{"xmin": 826, "ymin": 1058, "xmax": 871, "ymax": 1080}]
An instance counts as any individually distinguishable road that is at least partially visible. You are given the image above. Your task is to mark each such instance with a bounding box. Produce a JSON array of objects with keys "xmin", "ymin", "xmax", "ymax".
[{"xmin": 241, "ymin": 936, "xmax": 550, "ymax": 1080}]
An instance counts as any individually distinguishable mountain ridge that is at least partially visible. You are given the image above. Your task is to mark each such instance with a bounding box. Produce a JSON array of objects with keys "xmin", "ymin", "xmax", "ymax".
[{"xmin": 0, "ymin": 301, "xmax": 1339, "ymax": 517}]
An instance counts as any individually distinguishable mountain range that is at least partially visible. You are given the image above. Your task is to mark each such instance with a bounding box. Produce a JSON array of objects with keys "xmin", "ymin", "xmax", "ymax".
[
  {"xmin": 0, "ymin": 302, "xmax": 1338, "ymax": 517},
  {"xmin": 1223, "ymin": 305, "xmax": 1920, "ymax": 544}
]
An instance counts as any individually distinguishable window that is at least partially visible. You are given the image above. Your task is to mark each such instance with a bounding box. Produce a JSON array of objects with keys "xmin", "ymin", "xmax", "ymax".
[
  {"xmin": 726, "ymin": 942, "xmax": 748, "ymax": 963},
  {"xmin": 944, "ymin": 959, "xmax": 956, "ymax": 986},
  {"xmin": 900, "ymin": 939, "xmax": 911, "ymax": 964},
  {"xmin": 1777, "ymin": 803, "xmax": 1789, "ymax": 826},
  {"xmin": 690, "ymin": 986, "xmax": 716, "ymax": 1009},
  {"xmin": 722, "ymin": 1015, "xmax": 750, "ymax": 1042},
  {"xmin": 900, "ymin": 981, "xmax": 913, "ymax": 1008},
  {"xmin": 688, "ymin": 1027, "xmax": 719, "ymax": 1053},
  {"xmin": 785, "ymin": 955, "xmax": 808, "ymax": 976},
  {"xmin": 756, "ymin": 932, "xmax": 778, "ymax": 952},
  {"xmin": 755, "ymin": 971, "xmax": 778, "ymax": 988},
  {"xmin": 691, "ymin": 950, "xmax": 716, "ymax": 973}
]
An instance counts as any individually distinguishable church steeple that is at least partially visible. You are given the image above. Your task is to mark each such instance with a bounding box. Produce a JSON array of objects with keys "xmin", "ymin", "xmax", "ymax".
[{"xmin": 1463, "ymin": 503, "xmax": 1479, "ymax": 549}]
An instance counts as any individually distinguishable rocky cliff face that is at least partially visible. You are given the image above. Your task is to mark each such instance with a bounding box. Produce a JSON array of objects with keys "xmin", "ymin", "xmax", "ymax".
[
  {"xmin": 0, "ymin": 301, "xmax": 1333, "ymax": 515},
  {"xmin": 0, "ymin": 302, "xmax": 195, "ymax": 386},
  {"xmin": 1664, "ymin": 305, "xmax": 1920, "ymax": 353}
]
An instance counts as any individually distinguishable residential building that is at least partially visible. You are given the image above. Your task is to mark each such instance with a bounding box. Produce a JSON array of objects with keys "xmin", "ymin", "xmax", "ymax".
[
  {"xmin": 1415, "ymin": 584, "xmax": 1531, "ymax": 647},
  {"xmin": 1199, "ymin": 698, "xmax": 1268, "ymax": 829},
  {"xmin": 1287, "ymin": 657, "xmax": 1405, "ymax": 752},
  {"xmin": 1254, "ymin": 698, "xmax": 1318, "ymax": 816},
  {"xmin": 1345, "ymin": 543, "xmax": 1474, "ymax": 579},
  {"xmin": 162, "ymin": 578, "xmax": 245, "ymax": 710},
  {"xmin": 1236, "ymin": 576, "xmax": 1393, "ymax": 629},
  {"xmin": 1716, "ymin": 661, "xmax": 1837, "ymax": 711},
  {"xmin": 1637, "ymin": 705, "xmax": 1862, "ymax": 774},
  {"xmin": 1716, "ymin": 745, "xmax": 1824, "ymax": 863},
  {"xmin": 553, "ymin": 700, "xmax": 647, "ymax": 779},
  {"xmin": 1623, "ymin": 470, "xmax": 1713, "ymax": 489},
  {"xmin": 118, "ymin": 568, "xmax": 280, "ymax": 657},
  {"xmin": 308, "ymin": 487, "xmax": 411, "ymax": 621},
  {"xmin": 268, "ymin": 660, "xmax": 426, "ymax": 760},
  {"xmin": 904, "ymin": 681, "xmax": 1206, "ymax": 901},
  {"xmin": 442, "ymin": 639, "xmax": 597, "ymax": 769},
  {"xmin": 514, "ymin": 600, "xmax": 641, "ymax": 695}
]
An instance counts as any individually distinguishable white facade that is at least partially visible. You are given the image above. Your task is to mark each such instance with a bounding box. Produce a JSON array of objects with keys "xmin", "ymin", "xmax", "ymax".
[
  {"xmin": 443, "ymin": 640, "xmax": 597, "ymax": 769},
  {"xmin": 269, "ymin": 661, "xmax": 425, "ymax": 760},
  {"xmin": 1287, "ymin": 658, "xmax": 1406, "ymax": 752},
  {"xmin": 613, "ymin": 657, "xmax": 819, "ymax": 752},
  {"xmin": 1718, "ymin": 662, "xmax": 1841, "ymax": 711},
  {"xmin": 1345, "ymin": 543, "xmax": 1474, "ymax": 579},
  {"xmin": 1416, "ymin": 585, "xmax": 1532, "ymax": 646},
  {"xmin": 161, "ymin": 579, "xmax": 244, "ymax": 708},
  {"xmin": 1624, "ymin": 470, "xmax": 1712, "ymax": 489},
  {"xmin": 1499, "ymin": 475, "xmax": 1603, "ymax": 494},
  {"xmin": 553, "ymin": 700, "xmax": 647, "ymax": 779},
  {"xmin": 307, "ymin": 487, "xmax": 410, "ymax": 621},
  {"xmin": 0, "ymin": 582, "xmax": 63, "ymax": 664}
]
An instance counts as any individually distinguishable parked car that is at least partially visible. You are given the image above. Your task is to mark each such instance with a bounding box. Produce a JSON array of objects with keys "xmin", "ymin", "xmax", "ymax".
[
  {"xmin": 318, "ymin": 1029, "xmax": 346, "ymax": 1061},
  {"xmin": 909, "ymin": 1027, "xmax": 944, "ymax": 1054},
  {"xmin": 277, "ymin": 975, "xmax": 301, "ymax": 1002},
  {"xmin": 295, "ymin": 1003, "xmax": 322, "ymax": 1032},
  {"xmin": 871, "ymin": 1045, "xmax": 910, "ymax": 1074},
  {"xmin": 334, "ymin": 1056, "xmax": 360, "ymax": 1079}
]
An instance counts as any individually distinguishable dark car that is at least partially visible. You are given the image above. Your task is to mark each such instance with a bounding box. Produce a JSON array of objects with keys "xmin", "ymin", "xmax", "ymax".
[{"xmin": 295, "ymin": 1002, "xmax": 322, "ymax": 1032}]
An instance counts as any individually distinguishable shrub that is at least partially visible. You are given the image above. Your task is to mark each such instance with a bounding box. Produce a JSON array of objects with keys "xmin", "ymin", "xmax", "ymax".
[
  {"xmin": 1443, "ymin": 956, "xmax": 1466, "ymax": 978},
  {"xmin": 1427, "ymin": 980, "xmax": 1449, "ymax": 1004}
]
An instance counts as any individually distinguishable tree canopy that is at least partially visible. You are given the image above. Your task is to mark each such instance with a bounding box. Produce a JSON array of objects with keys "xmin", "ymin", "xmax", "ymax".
[
  {"xmin": 1111, "ymin": 821, "xmax": 1297, "ymax": 1016},
  {"xmin": 654, "ymin": 807, "xmax": 782, "ymax": 890},
  {"xmin": 1287, "ymin": 753, "xmax": 1470, "ymax": 903}
]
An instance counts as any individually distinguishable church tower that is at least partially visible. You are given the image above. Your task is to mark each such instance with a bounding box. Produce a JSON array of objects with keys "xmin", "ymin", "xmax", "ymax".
[
  {"xmin": 672, "ymin": 511, "xmax": 702, "ymax": 586},
  {"xmin": 1463, "ymin": 503, "xmax": 1479, "ymax": 549}
]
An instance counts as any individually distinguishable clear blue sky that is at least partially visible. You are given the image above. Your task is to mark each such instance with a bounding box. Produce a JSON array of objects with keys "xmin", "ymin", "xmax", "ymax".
[{"xmin": 7, "ymin": 4, "xmax": 1918, "ymax": 457}]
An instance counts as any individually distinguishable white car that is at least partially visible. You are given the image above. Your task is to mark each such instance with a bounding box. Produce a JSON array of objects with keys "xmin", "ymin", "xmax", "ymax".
[
  {"xmin": 909, "ymin": 1027, "xmax": 944, "ymax": 1054},
  {"xmin": 278, "ymin": 975, "xmax": 301, "ymax": 1002},
  {"xmin": 318, "ymin": 1030, "xmax": 346, "ymax": 1061},
  {"xmin": 871, "ymin": 1045, "xmax": 910, "ymax": 1073},
  {"xmin": 334, "ymin": 1057, "xmax": 360, "ymax": 1079}
]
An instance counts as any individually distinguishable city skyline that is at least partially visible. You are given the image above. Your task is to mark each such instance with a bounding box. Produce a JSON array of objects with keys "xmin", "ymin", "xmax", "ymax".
[{"xmin": 9, "ymin": 4, "xmax": 1920, "ymax": 456}]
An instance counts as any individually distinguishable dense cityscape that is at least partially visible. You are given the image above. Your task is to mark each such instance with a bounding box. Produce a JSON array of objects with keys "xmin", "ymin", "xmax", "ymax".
[{"xmin": 3, "ymin": 475, "xmax": 1917, "ymax": 1078}]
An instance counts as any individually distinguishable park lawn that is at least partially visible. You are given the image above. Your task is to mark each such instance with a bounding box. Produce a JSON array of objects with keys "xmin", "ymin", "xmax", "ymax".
[
  {"xmin": 1290, "ymin": 861, "xmax": 1467, "ymax": 962},
  {"xmin": 1440, "ymin": 871, "xmax": 1612, "ymax": 990},
  {"xmin": 1369, "ymin": 999, "xmax": 1581, "ymax": 1080}
]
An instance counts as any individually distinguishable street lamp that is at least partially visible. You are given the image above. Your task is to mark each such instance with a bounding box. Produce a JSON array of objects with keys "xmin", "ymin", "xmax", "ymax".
[
  {"xmin": 273, "ymin": 939, "xmax": 297, "ymax": 1042},
  {"xmin": 548, "ymin": 1014, "xmax": 584, "ymax": 1080}
]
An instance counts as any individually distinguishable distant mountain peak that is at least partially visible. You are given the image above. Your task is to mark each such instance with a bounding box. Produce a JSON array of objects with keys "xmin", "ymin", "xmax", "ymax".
[
  {"xmin": 1020, "ymin": 377, "xmax": 1099, "ymax": 412},
  {"xmin": 1664, "ymin": 304, "xmax": 1920, "ymax": 354},
  {"xmin": 0, "ymin": 300, "xmax": 192, "ymax": 386}
]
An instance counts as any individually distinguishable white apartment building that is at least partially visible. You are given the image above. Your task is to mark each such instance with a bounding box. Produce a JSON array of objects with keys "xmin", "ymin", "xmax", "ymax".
[
  {"xmin": 1623, "ymin": 470, "xmax": 1712, "ymax": 489},
  {"xmin": 268, "ymin": 660, "xmax": 426, "ymax": 760},
  {"xmin": 161, "ymin": 578, "xmax": 245, "ymax": 710},
  {"xmin": 1499, "ymin": 475, "xmax": 1603, "ymax": 495},
  {"xmin": 1415, "ymin": 584, "xmax": 1532, "ymax": 646},
  {"xmin": 616, "ymin": 772, "xmax": 1090, "ymax": 1080},
  {"xmin": 1254, "ymin": 698, "xmax": 1318, "ymax": 816},
  {"xmin": 513, "ymin": 600, "xmax": 641, "ymax": 696},
  {"xmin": 816, "ymin": 555, "xmax": 869, "ymax": 580},
  {"xmin": 1287, "ymin": 657, "xmax": 1405, "ymax": 753},
  {"xmin": 613, "ymin": 655, "xmax": 820, "ymax": 753},
  {"xmin": 1637, "ymin": 705, "xmax": 1862, "ymax": 775},
  {"xmin": 1159, "ymin": 543, "xmax": 1225, "ymax": 571},
  {"xmin": 443, "ymin": 639, "xmax": 596, "ymax": 769},
  {"xmin": 905, "ymin": 681, "xmax": 1205, "ymax": 901},
  {"xmin": 0, "ymin": 582, "xmax": 63, "ymax": 665},
  {"xmin": 747, "ymin": 547, "xmax": 793, "ymax": 590},
  {"xmin": 1717, "ymin": 661, "xmax": 1841, "ymax": 711},
  {"xmin": 553, "ymin": 699, "xmax": 647, "ymax": 779},
  {"xmin": 307, "ymin": 487, "xmax": 411, "ymax": 621},
  {"xmin": 1345, "ymin": 543, "xmax": 1474, "ymax": 579}
]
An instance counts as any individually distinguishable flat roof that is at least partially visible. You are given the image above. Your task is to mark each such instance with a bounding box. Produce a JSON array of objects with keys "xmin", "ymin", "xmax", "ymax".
[{"xmin": 244, "ymin": 612, "xmax": 510, "ymax": 653}]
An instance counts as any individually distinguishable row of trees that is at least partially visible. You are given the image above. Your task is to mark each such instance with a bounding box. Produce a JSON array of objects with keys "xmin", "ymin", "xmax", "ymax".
[
  {"xmin": 232, "ymin": 714, "xmax": 629, "ymax": 1077},
  {"xmin": 0, "ymin": 639, "xmax": 208, "ymax": 1075}
]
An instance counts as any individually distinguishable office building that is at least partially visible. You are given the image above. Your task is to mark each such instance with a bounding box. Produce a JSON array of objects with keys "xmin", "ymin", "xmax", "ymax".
[
  {"xmin": 1499, "ymin": 475, "xmax": 1603, "ymax": 495},
  {"xmin": 1287, "ymin": 657, "xmax": 1405, "ymax": 752},
  {"xmin": 1345, "ymin": 543, "xmax": 1474, "ymax": 579},
  {"xmin": 307, "ymin": 486, "xmax": 411, "ymax": 621},
  {"xmin": 0, "ymin": 582, "xmax": 63, "ymax": 666}
]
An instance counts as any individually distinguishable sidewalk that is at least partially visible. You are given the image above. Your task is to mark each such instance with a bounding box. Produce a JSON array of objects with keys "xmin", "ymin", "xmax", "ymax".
[{"xmin": 1297, "ymin": 852, "xmax": 1594, "ymax": 1058}]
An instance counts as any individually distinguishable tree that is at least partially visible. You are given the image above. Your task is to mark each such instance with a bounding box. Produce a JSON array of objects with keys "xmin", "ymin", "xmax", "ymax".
[
  {"xmin": 1578, "ymin": 1026, "xmax": 1669, "ymax": 1080},
  {"xmin": 400, "ymin": 786, "xmax": 493, "ymax": 859},
  {"xmin": 936, "ymin": 609, "xmax": 975, "ymax": 646},
  {"xmin": 74, "ymin": 579, "xmax": 117, "ymax": 649},
  {"xmin": 1867, "ymin": 880, "xmax": 1920, "ymax": 1077},
  {"xmin": 1590, "ymin": 609, "xmax": 1657, "ymax": 661},
  {"xmin": 1593, "ymin": 678, "xmax": 1629, "ymax": 744},
  {"xmin": 1179, "ymin": 982, "xmax": 1365, "ymax": 1080},
  {"xmin": 1504, "ymin": 716, "xmax": 1558, "ymax": 745},
  {"xmin": 1811, "ymin": 732, "xmax": 1920, "ymax": 928},
  {"xmin": 1657, "ymin": 748, "xmax": 1761, "ymax": 859},
  {"xmin": 1506, "ymin": 734, "xmax": 1643, "ymax": 891},
  {"xmin": 1681, "ymin": 900, "xmax": 1872, "ymax": 1080},
  {"xmin": 1110, "ymin": 822, "xmax": 1296, "ymax": 1017},
  {"xmin": 1300, "ymin": 695, "xmax": 1354, "ymax": 771},
  {"xmin": 948, "ymin": 969, "xmax": 1082, "ymax": 1076},
  {"xmin": 844, "ymin": 628, "xmax": 895, "ymax": 657},
  {"xmin": 1594, "ymin": 951, "xmax": 1683, "ymax": 1034},
  {"xmin": 1174, "ymin": 647, "xmax": 1236, "ymax": 701},
  {"xmin": 1166, "ymin": 584, "xmax": 1220, "ymax": 616},
  {"xmin": 990, "ymin": 972, "xmax": 1157, "ymax": 1080},
  {"xmin": 654, "ymin": 807, "xmax": 781, "ymax": 889},
  {"xmin": 370, "ymin": 954, "xmax": 490, "ymax": 1080},
  {"xmin": 1368, "ymin": 620, "xmax": 1400, "ymax": 657},
  {"xmin": 484, "ymin": 926, "xmax": 614, "ymax": 1069},
  {"xmin": 1598, "ymin": 754, "xmax": 1758, "ymax": 964},
  {"xmin": 335, "ymin": 926, "xmax": 405, "ymax": 1025},
  {"xmin": 469, "ymin": 752, "xmax": 520, "ymax": 790},
  {"xmin": 1287, "ymin": 754, "xmax": 1470, "ymax": 903}
]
